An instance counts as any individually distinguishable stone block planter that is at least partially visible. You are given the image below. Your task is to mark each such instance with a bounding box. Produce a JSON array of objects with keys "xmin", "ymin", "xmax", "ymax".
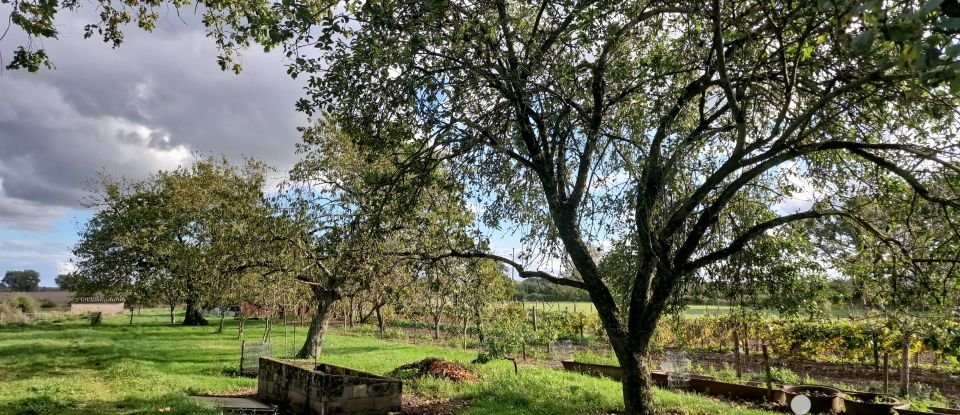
[
  {"xmin": 782, "ymin": 385, "xmax": 843, "ymax": 414},
  {"xmin": 256, "ymin": 357, "xmax": 402, "ymax": 415},
  {"xmin": 843, "ymin": 392, "xmax": 903, "ymax": 415}
]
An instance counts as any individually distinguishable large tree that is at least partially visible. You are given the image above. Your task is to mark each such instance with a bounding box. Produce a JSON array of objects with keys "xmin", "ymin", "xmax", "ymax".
[
  {"xmin": 73, "ymin": 156, "xmax": 273, "ymax": 325},
  {"xmin": 10, "ymin": 0, "xmax": 960, "ymax": 413},
  {"xmin": 282, "ymin": 123, "xmax": 477, "ymax": 358},
  {"xmin": 2, "ymin": 270, "xmax": 40, "ymax": 292},
  {"xmin": 286, "ymin": 2, "xmax": 960, "ymax": 413}
]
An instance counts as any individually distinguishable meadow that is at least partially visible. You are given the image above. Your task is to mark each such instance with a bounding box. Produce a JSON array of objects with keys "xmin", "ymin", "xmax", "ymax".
[{"xmin": 0, "ymin": 309, "xmax": 782, "ymax": 415}]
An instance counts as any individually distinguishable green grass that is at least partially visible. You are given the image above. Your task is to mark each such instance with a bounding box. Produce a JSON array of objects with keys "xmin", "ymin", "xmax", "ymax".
[{"xmin": 0, "ymin": 309, "xmax": 783, "ymax": 415}]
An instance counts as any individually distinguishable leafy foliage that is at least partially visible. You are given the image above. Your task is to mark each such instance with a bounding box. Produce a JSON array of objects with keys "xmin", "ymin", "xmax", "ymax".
[{"xmin": 2, "ymin": 270, "xmax": 41, "ymax": 292}]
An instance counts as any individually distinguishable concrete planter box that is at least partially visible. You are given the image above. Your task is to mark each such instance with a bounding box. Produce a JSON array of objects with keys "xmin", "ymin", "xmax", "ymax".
[
  {"xmin": 843, "ymin": 392, "xmax": 903, "ymax": 415},
  {"xmin": 256, "ymin": 357, "xmax": 402, "ymax": 415},
  {"xmin": 783, "ymin": 385, "xmax": 842, "ymax": 414}
]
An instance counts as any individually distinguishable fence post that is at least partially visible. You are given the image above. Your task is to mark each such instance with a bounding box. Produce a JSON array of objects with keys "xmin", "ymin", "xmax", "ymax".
[
  {"xmin": 579, "ymin": 315, "xmax": 584, "ymax": 339},
  {"xmin": 532, "ymin": 307, "xmax": 538, "ymax": 332}
]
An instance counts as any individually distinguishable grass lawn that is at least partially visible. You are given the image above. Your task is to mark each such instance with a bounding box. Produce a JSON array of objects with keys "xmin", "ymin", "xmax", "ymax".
[{"xmin": 0, "ymin": 309, "xmax": 781, "ymax": 415}]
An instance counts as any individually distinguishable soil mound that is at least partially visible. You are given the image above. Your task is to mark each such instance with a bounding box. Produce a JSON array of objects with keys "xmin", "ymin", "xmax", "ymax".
[{"xmin": 389, "ymin": 357, "xmax": 477, "ymax": 382}]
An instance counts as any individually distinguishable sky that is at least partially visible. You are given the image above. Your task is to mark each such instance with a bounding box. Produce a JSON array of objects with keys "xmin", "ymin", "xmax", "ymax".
[{"xmin": 0, "ymin": 10, "xmax": 306, "ymax": 286}]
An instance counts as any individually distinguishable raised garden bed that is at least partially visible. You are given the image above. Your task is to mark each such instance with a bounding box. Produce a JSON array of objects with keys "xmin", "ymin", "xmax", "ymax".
[
  {"xmin": 256, "ymin": 357, "xmax": 402, "ymax": 415},
  {"xmin": 560, "ymin": 361, "xmax": 624, "ymax": 381},
  {"xmin": 687, "ymin": 377, "xmax": 785, "ymax": 404},
  {"xmin": 843, "ymin": 392, "xmax": 903, "ymax": 415},
  {"xmin": 782, "ymin": 385, "xmax": 842, "ymax": 414}
]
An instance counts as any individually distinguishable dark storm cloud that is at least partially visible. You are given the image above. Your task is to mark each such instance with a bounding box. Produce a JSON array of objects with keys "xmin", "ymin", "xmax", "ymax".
[{"xmin": 0, "ymin": 9, "xmax": 307, "ymax": 231}]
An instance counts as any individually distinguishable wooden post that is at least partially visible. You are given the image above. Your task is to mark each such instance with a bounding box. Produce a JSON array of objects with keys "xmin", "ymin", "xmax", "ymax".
[
  {"xmin": 883, "ymin": 352, "xmax": 890, "ymax": 394},
  {"xmin": 742, "ymin": 322, "xmax": 750, "ymax": 358},
  {"xmin": 579, "ymin": 315, "xmax": 585, "ymax": 338},
  {"xmin": 532, "ymin": 307, "xmax": 538, "ymax": 332},
  {"xmin": 733, "ymin": 330, "xmax": 743, "ymax": 378},
  {"xmin": 762, "ymin": 344, "xmax": 773, "ymax": 401}
]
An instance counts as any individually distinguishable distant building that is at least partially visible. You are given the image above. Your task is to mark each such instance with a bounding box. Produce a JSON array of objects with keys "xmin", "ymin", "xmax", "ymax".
[{"xmin": 70, "ymin": 297, "xmax": 125, "ymax": 315}]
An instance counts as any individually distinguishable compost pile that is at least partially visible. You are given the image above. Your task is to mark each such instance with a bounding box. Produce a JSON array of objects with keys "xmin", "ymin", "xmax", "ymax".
[{"xmin": 390, "ymin": 357, "xmax": 477, "ymax": 382}]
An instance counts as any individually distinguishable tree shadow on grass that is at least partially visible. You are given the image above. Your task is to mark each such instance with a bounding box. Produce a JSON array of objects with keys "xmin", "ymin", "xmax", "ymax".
[{"xmin": 2, "ymin": 393, "xmax": 221, "ymax": 415}]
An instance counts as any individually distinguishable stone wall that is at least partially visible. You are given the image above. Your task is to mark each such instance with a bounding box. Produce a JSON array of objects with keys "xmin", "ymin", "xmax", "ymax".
[{"xmin": 257, "ymin": 357, "xmax": 402, "ymax": 415}]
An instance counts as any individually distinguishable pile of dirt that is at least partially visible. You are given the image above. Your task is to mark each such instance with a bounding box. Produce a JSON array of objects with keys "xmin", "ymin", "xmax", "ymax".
[{"xmin": 389, "ymin": 357, "xmax": 478, "ymax": 382}]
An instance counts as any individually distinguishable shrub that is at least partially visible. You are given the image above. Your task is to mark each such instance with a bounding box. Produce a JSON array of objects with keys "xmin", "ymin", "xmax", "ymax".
[
  {"xmin": 0, "ymin": 303, "xmax": 30, "ymax": 324},
  {"xmin": 39, "ymin": 299, "xmax": 57, "ymax": 309},
  {"xmin": 7, "ymin": 295, "xmax": 37, "ymax": 313}
]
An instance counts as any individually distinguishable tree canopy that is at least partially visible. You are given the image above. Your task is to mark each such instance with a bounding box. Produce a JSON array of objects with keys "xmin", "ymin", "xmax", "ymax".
[
  {"xmin": 72, "ymin": 156, "xmax": 273, "ymax": 325},
  {"xmin": 2, "ymin": 270, "xmax": 40, "ymax": 292},
  {"xmin": 10, "ymin": 0, "xmax": 960, "ymax": 413}
]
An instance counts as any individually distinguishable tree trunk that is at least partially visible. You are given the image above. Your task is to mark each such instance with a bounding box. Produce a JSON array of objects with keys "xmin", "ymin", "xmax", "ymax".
[
  {"xmin": 462, "ymin": 316, "xmax": 468, "ymax": 349},
  {"xmin": 433, "ymin": 313, "xmax": 441, "ymax": 340},
  {"xmin": 169, "ymin": 304, "xmax": 176, "ymax": 324},
  {"xmin": 238, "ymin": 316, "xmax": 246, "ymax": 339},
  {"xmin": 375, "ymin": 306, "xmax": 385, "ymax": 339},
  {"xmin": 296, "ymin": 292, "xmax": 338, "ymax": 359},
  {"xmin": 900, "ymin": 333, "xmax": 911, "ymax": 396},
  {"xmin": 128, "ymin": 308, "xmax": 134, "ymax": 325},
  {"xmin": 619, "ymin": 351, "xmax": 656, "ymax": 415},
  {"xmin": 476, "ymin": 315, "xmax": 485, "ymax": 343},
  {"xmin": 347, "ymin": 296, "xmax": 355, "ymax": 328},
  {"xmin": 183, "ymin": 300, "xmax": 208, "ymax": 326},
  {"xmin": 217, "ymin": 312, "xmax": 226, "ymax": 334}
]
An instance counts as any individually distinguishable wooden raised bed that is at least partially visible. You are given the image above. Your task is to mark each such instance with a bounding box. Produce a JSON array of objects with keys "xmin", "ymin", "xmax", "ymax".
[{"xmin": 560, "ymin": 362, "xmax": 784, "ymax": 404}]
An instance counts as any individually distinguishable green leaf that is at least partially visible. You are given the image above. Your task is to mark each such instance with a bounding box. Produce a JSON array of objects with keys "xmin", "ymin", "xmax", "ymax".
[
  {"xmin": 939, "ymin": 17, "xmax": 960, "ymax": 30},
  {"xmin": 950, "ymin": 77, "xmax": 960, "ymax": 94},
  {"xmin": 851, "ymin": 29, "xmax": 877, "ymax": 54},
  {"xmin": 920, "ymin": 0, "xmax": 945, "ymax": 16}
]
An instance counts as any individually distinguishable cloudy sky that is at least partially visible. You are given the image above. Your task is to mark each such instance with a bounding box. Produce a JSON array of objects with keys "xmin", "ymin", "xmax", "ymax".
[{"xmin": 0, "ymin": 10, "xmax": 306, "ymax": 286}]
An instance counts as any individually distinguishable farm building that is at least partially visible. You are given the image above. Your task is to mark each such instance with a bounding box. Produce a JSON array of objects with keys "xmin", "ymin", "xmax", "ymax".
[{"xmin": 70, "ymin": 297, "xmax": 126, "ymax": 315}]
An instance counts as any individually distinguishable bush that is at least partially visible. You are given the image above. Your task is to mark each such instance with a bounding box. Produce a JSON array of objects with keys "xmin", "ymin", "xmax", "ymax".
[
  {"xmin": 7, "ymin": 295, "xmax": 37, "ymax": 313},
  {"xmin": 0, "ymin": 303, "xmax": 30, "ymax": 324},
  {"xmin": 39, "ymin": 299, "xmax": 57, "ymax": 309}
]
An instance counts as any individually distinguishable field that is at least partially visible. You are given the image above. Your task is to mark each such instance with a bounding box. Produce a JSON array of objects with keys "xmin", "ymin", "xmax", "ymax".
[{"xmin": 0, "ymin": 309, "xmax": 782, "ymax": 415}]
